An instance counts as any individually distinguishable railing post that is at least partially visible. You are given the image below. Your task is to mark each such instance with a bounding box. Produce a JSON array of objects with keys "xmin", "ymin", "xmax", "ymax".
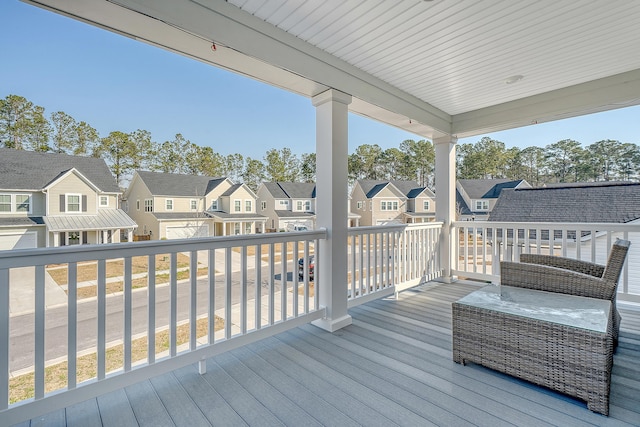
[
  {"xmin": 311, "ymin": 89, "xmax": 352, "ymax": 332},
  {"xmin": 434, "ymin": 135, "xmax": 457, "ymax": 283}
]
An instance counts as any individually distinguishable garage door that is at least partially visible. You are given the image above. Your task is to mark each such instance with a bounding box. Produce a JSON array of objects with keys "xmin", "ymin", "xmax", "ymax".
[
  {"xmin": 165, "ymin": 225, "xmax": 209, "ymax": 239},
  {"xmin": 0, "ymin": 232, "xmax": 37, "ymax": 250}
]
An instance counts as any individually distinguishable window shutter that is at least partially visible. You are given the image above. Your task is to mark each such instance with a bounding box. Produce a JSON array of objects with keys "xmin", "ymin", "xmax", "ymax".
[
  {"xmin": 82, "ymin": 231, "xmax": 88, "ymax": 244},
  {"xmin": 60, "ymin": 195, "xmax": 65, "ymax": 212},
  {"xmin": 60, "ymin": 232, "xmax": 66, "ymax": 245},
  {"xmin": 82, "ymin": 195, "xmax": 87, "ymax": 212}
]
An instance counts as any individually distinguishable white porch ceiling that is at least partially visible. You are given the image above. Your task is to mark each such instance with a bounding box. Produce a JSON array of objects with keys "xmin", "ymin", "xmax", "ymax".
[{"xmin": 24, "ymin": 0, "xmax": 640, "ymax": 139}]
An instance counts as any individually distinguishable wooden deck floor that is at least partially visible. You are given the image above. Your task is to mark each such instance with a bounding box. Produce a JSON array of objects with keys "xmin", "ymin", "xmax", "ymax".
[{"xmin": 12, "ymin": 281, "xmax": 640, "ymax": 426}]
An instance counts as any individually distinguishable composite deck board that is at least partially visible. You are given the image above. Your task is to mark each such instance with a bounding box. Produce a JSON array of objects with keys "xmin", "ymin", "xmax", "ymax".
[
  {"xmin": 96, "ymin": 389, "xmax": 138, "ymax": 427},
  {"xmin": 18, "ymin": 281, "xmax": 640, "ymax": 426}
]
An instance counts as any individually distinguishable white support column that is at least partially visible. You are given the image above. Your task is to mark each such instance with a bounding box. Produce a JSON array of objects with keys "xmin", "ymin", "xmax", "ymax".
[
  {"xmin": 312, "ymin": 88, "xmax": 352, "ymax": 332},
  {"xmin": 53, "ymin": 232, "xmax": 60, "ymax": 248},
  {"xmin": 127, "ymin": 229, "xmax": 133, "ymax": 242},
  {"xmin": 434, "ymin": 135, "xmax": 457, "ymax": 283}
]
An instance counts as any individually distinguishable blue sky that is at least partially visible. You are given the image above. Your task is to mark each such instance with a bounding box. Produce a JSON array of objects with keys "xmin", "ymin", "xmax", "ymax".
[{"xmin": 2, "ymin": 0, "xmax": 639, "ymax": 158}]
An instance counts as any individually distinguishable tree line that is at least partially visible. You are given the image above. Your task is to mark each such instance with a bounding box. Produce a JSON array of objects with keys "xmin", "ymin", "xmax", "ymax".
[{"xmin": 2, "ymin": 94, "xmax": 638, "ymax": 190}]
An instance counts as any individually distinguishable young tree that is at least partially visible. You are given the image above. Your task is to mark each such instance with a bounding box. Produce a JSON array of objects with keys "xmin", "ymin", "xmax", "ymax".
[
  {"xmin": 224, "ymin": 153, "xmax": 245, "ymax": 182},
  {"xmin": 520, "ymin": 146, "xmax": 545, "ymax": 186},
  {"xmin": 94, "ymin": 131, "xmax": 137, "ymax": 187},
  {"xmin": 300, "ymin": 152, "xmax": 316, "ymax": 182},
  {"xmin": 544, "ymin": 139, "xmax": 582, "ymax": 182},
  {"xmin": 0, "ymin": 94, "xmax": 37, "ymax": 150},
  {"xmin": 587, "ymin": 139, "xmax": 623, "ymax": 181},
  {"xmin": 50, "ymin": 111, "xmax": 77, "ymax": 154},
  {"xmin": 399, "ymin": 139, "xmax": 435, "ymax": 186},
  {"xmin": 27, "ymin": 105, "xmax": 52, "ymax": 152},
  {"xmin": 130, "ymin": 129, "xmax": 155, "ymax": 172},
  {"xmin": 73, "ymin": 121, "xmax": 100, "ymax": 156},
  {"xmin": 264, "ymin": 147, "xmax": 299, "ymax": 181},
  {"xmin": 242, "ymin": 157, "xmax": 266, "ymax": 191},
  {"xmin": 151, "ymin": 133, "xmax": 190, "ymax": 173}
]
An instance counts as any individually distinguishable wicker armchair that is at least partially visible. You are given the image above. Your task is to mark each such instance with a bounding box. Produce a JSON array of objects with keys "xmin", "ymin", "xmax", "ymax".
[{"xmin": 500, "ymin": 239, "xmax": 630, "ymax": 343}]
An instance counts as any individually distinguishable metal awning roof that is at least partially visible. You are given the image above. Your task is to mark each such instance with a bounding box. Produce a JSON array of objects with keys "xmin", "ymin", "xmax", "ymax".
[{"xmin": 44, "ymin": 209, "xmax": 137, "ymax": 232}]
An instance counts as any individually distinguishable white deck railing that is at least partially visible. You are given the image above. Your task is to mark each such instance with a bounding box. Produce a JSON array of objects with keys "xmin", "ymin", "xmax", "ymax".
[
  {"xmin": 0, "ymin": 230, "xmax": 325, "ymax": 425},
  {"xmin": 0, "ymin": 222, "xmax": 444, "ymax": 425},
  {"xmin": 347, "ymin": 222, "xmax": 443, "ymax": 307},
  {"xmin": 453, "ymin": 221, "xmax": 640, "ymax": 303}
]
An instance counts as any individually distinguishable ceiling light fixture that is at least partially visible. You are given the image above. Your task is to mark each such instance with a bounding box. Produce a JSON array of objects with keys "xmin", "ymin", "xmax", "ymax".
[{"xmin": 505, "ymin": 75, "xmax": 524, "ymax": 84}]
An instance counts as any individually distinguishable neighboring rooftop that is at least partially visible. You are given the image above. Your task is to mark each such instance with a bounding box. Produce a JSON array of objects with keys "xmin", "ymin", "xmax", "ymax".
[
  {"xmin": 357, "ymin": 180, "xmax": 430, "ymax": 199},
  {"xmin": 0, "ymin": 148, "xmax": 120, "ymax": 192},
  {"xmin": 457, "ymin": 179, "xmax": 527, "ymax": 200},
  {"xmin": 135, "ymin": 170, "xmax": 226, "ymax": 197},
  {"xmin": 489, "ymin": 182, "xmax": 640, "ymax": 223}
]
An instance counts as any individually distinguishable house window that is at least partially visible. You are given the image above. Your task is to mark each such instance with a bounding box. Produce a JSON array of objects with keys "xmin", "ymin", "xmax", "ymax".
[
  {"xmin": 210, "ymin": 200, "xmax": 218, "ymax": 210},
  {"xmin": 245, "ymin": 223, "xmax": 252, "ymax": 234},
  {"xmin": 245, "ymin": 200, "xmax": 252, "ymax": 212},
  {"xmin": 190, "ymin": 199, "xmax": 198, "ymax": 210},
  {"xmin": 99, "ymin": 195, "xmax": 109, "ymax": 207},
  {"xmin": 356, "ymin": 201, "xmax": 363, "ymax": 210},
  {"xmin": 261, "ymin": 201, "xmax": 266, "ymax": 211},
  {"xmin": 165, "ymin": 199, "xmax": 173, "ymax": 210},
  {"xmin": 234, "ymin": 200, "xmax": 241, "ymax": 212},
  {"xmin": 0, "ymin": 195, "xmax": 12, "ymax": 212},
  {"xmin": 475, "ymin": 200, "xmax": 489, "ymax": 211},
  {"xmin": 136, "ymin": 200, "xmax": 140, "ymax": 211},
  {"xmin": 67, "ymin": 194, "xmax": 81, "ymax": 212},
  {"xmin": 423, "ymin": 201, "xmax": 430, "ymax": 210},
  {"xmin": 297, "ymin": 201, "xmax": 303, "ymax": 211},
  {"xmin": 278, "ymin": 200, "xmax": 289, "ymax": 208},
  {"xmin": 234, "ymin": 223, "xmax": 241, "ymax": 235},
  {"xmin": 144, "ymin": 199, "xmax": 153, "ymax": 212},
  {"xmin": 381, "ymin": 201, "xmax": 398, "ymax": 211},
  {"xmin": 68, "ymin": 231, "xmax": 81, "ymax": 245},
  {"xmin": 305, "ymin": 200, "xmax": 311, "ymax": 211}
]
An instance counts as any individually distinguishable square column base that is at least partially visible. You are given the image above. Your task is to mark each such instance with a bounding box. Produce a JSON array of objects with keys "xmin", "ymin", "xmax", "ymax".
[{"xmin": 312, "ymin": 314, "xmax": 352, "ymax": 332}]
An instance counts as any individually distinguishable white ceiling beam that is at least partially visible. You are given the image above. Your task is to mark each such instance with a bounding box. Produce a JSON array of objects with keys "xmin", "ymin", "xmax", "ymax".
[{"xmin": 452, "ymin": 69, "xmax": 640, "ymax": 138}]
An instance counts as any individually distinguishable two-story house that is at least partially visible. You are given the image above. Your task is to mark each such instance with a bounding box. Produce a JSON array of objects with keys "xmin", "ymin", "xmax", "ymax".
[
  {"xmin": 350, "ymin": 180, "xmax": 436, "ymax": 226},
  {"xmin": 124, "ymin": 171, "xmax": 266, "ymax": 239},
  {"xmin": 456, "ymin": 179, "xmax": 530, "ymax": 221},
  {"xmin": 257, "ymin": 182, "xmax": 316, "ymax": 232},
  {"xmin": 0, "ymin": 149, "xmax": 136, "ymax": 250}
]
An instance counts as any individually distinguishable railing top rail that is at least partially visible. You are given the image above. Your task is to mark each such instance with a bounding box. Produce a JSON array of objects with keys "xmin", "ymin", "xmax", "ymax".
[
  {"xmin": 348, "ymin": 222, "xmax": 443, "ymax": 234},
  {"xmin": 453, "ymin": 220, "xmax": 640, "ymax": 231},
  {"xmin": 0, "ymin": 228, "xmax": 328, "ymax": 269}
]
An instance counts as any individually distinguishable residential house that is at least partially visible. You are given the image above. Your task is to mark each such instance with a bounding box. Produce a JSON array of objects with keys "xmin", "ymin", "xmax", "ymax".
[
  {"xmin": 0, "ymin": 148, "xmax": 136, "ymax": 250},
  {"xmin": 124, "ymin": 170, "xmax": 266, "ymax": 239},
  {"xmin": 350, "ymin": 180, "xmax": 436, "ymax": 226},
  {"xmin": 489, "ymin": 181, "xmax": 640, "ymax": 269},
  {"xmin": 257, "ymin": 182, "xmax": 316, "ymax": 232},
  {"xmin": 456, "ymin": 179, "xmax": 530, "ymax": 220}
]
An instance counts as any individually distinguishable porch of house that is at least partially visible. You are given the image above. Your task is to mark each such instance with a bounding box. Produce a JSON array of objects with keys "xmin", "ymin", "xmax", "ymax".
[{"xmin": 13, "ymin": 280, "xmax": 640, "ymax": 427}]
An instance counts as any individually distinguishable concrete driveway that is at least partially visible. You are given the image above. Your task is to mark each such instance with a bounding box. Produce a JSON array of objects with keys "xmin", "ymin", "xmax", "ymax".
[{"xmin": 9, "ymin": 267, "xmax": 68, "ymax": 315}]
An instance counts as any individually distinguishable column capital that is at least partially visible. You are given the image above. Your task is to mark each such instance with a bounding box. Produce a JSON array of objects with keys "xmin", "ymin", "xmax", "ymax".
[
  {"xmin": 312, "ymin": 89, "xmax": 352, "ymax": 107},
  {"xmin": 433, "ymin": 134, "xmax": 458, "ymax": 145}
]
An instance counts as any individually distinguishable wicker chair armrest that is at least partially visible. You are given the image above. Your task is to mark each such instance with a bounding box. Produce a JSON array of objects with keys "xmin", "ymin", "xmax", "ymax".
[
  {"xmin": 519, "ymin": 254, "xmax": 605, "ymax": 278},
  {"xmin": 500, "ymin": 261, "xmax": 615, "ymax": 300}
]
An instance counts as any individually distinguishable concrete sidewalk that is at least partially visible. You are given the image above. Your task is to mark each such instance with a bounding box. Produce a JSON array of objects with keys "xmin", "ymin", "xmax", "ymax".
[{"xmin": 9, "ymin": 267, "xmax": 68, "ymax": 315}]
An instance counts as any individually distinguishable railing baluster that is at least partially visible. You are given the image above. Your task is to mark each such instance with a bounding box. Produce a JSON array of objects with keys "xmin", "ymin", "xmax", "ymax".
[
  {"xmin": 359, "ymin": 232, "xmax": 364, "ymax": 295},
  {"xmin": 124, "ymin": 257, "xmax": 132, "ymax": 371},
  {"xmin": 255, "ymin": 244, "xmax": 262, "ymax": 329},
  {"xmin": 281, "ymin": 242, "xmax": 287, "ymax": 321},
  {"xmin": 34, "ymin": 266, "xmax": 45, "ymax": 399},
  {"xmin": 269, "ymin": 243, "xmax": 275, "ymax": 326},
  {"xmin": 148, "ymin": 255, "xmax": 156, "ymax": 364},
  {"xmin": 350, "ymin": 235, "xmax": 356, "ymax": 298},
  {"xmin": 170, "ymin": 252, "xmax": 177, "ymax": 356},
  {"xmin": 304, "ymin": 241, "xmax": 309, "ymax": 313},
  {"xmin": 293, "ymin": 241, "xmax": 299, "ymax": 318},
  {"xmin": 208, "ymin": 249, "xmax": 215, "ymax": 344},
  {"xmin": 67, "ymin": 262, "xmax": 77, "ymax": 389},
  {"xmin": 591, "ymin": 228, "xmax": 597, "ymax": 262},
  {"xmin": 190, "ymin": 250, "xmax": 197, "ymax": 351},
  {"xmin": 314, "ymin": 238, "xmax": 320, "ymax": 309},
  {"xmin": 97, "ymin": 259, "xmax": 106, "ymax": 379},
  {"xmin": 0, "ymin": 268, "xmax": 8, "ymax": 410},
  {"xmin": 225, "ymin": 247, "xmax": 232, "ymax": 339},
  {"xmin": 240, "ymin": 246, "xmax": 247, "ymax": 334}
]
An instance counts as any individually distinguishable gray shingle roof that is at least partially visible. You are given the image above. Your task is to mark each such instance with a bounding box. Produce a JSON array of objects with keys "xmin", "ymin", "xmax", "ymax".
[
  {"xmin": 489, "ymin": 182, "xmax": 640, "ymax": 223},
  {"xmin": 275, "ymin": 211, "xmax": 315, "ymax": 218},
  {"xmin": 357, "ymin": 179, "xmax": 430, "ymax": 199},
  {"xmin": 0, "ymin": 217, "xmax": 45, "ymax": 227},
  {"xmin": 136, "ymin": 170, "xmax": 226, "ymax": 197},
  {"xmin": 152, "ymin": 212, "xmax": 206, "ymax": 220},
  {"xmin": 0, "ymin": 148, "xmax": 120, "ymax": 192},
  {"xmin": 458, "ymin": 179, "xmax": 514, "ymax": 199},
  {"xmin": 221, "ymin": 183, "xmax": 243, "ymax": 197},
  {"xmin": 263, "ymin": 182, "xmax": 316, "ymax": 199}
]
